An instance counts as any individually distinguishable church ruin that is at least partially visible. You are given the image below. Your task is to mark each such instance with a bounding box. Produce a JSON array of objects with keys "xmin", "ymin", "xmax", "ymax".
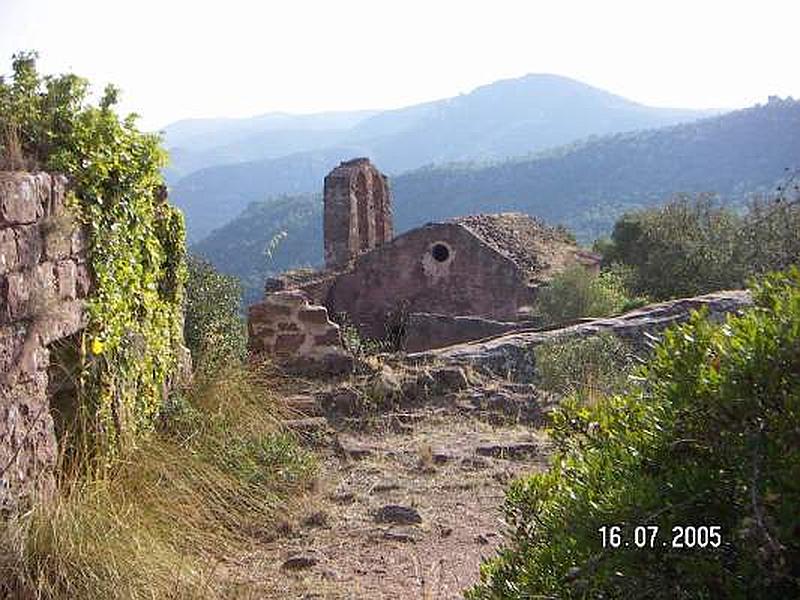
[{"xmin": 248, "ymin": 158, "xmax": 601, "ymax": 364}]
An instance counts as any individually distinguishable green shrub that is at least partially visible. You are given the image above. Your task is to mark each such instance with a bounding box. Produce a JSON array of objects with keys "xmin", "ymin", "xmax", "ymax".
[
  {"xmin": 603, "ymin": 192, "xmax": 800, "ymax": 300},
  {"xmin": 535, "ymin": 264, "xmax": 640, "ymax": 326},
  {"xmin": 1, "ymin": 51, "xmax": 186, "ymax": 457},
  {"xmin": 1, "ymin": 363, "xmax": 316, "ymax": 600},
  {"xmin": 534, "ymin": 333, "xmax": 637, "ymax": 403},
  {"xmin": 184, "ymin": 255, "xmax": 247, "ymax": 370},
  {"xmin": 469, "ymin": 269, "xmax": 800, "ymax": 599}
]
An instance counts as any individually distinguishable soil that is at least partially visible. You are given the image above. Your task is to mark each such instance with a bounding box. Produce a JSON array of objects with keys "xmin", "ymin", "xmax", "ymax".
[{"xmin": 226, "ymin": 372, "xmax": 552, "ymax": 599}]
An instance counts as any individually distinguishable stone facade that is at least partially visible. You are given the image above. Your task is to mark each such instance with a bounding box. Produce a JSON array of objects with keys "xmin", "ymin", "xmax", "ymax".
[
  {"xmin": 1, "ymin": 172, "xmax": 90, "ymax": 513},
  {"xmin": 323, "ymin": 158, "xmax": 393, "ymax": 269},
  {"xmin": 323, "ymin": 214, "xmax": 594, "ymax": 340},
  {"xmin": 248, "ymin": 290, "xmax": 352, "ymax": 374},
  {"xmin": 250, "ymin": 160, "xmax": 602, "ymax": 356}
]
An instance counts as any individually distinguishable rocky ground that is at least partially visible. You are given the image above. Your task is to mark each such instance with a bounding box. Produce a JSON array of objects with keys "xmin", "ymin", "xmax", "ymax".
[
  {"xmin": 225, "ymin": 365, "xmax": 553, "ymax": 600},
  {"xmin": 225, "ymin": 290, "xmax": 753, "ymax": 599}
]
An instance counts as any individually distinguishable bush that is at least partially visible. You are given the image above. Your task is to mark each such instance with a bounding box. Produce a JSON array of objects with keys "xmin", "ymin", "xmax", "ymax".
[
  {"xmin": 535, "ymin": 264, "xmax": 641, "ymax": 326},
  {"xmin": 184, "ymin": 255, "xmax": 247, "ymax": 370},
  {"xmin": 0, "ymin": 363, "xmax": 316, "ymax": 599},
  {"xmin": 534, "ymin": 333, "xmax": 638, "ymax": 404},
  {"xmin": 468, "ymin": 269, "xmax": 800, "ymax": 599},
  {"xmin": 603, "ymin": 192, "xmax": 800, "ymax": 300}
]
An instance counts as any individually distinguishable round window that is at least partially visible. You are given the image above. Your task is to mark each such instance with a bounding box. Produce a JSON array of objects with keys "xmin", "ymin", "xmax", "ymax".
[{"xmin": 431, "ymin": 243, "xmax": 450, "ymax": 262}]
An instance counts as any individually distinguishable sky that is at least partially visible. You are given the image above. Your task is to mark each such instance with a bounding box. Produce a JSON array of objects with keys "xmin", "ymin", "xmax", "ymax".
[{"xmin": 1, "ymin": 0, "xmax": 799, "ymax": 131}]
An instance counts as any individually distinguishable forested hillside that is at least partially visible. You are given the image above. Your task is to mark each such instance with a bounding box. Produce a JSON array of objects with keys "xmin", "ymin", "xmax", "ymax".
[
  {"xmin": 194, "ymin": 97, "xmax": 800, "ymax": 304},
  {"xmin": 171, "ymin": 74, "xmax": 714, "ymax": 240}
]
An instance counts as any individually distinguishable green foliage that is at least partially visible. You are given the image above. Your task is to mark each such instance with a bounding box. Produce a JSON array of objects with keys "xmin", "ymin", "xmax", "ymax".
[
  {"xmin": 1, "ymin": 52, "xmax": 187, "ymax": 458},
  {"xmin": 534, "ymin": 333, "xmax": 637, "ymax": 403},
  {"xmin": 535, "ymin": 264, "xmax": 643, "ymax": 326},
  {"xmin": 1, "ymin": 363, "xmax": 317, "ymax": 599},
  {"xmin": 604, "ymin": 191, "xmax": 800, "ymax": 300},
  {"xmin": 468, "ymin": 269, "xmax": 800, "ymax": 599},
  {"xmin": 184, "ymin": 255, "xmax": 247, "ymax": 370}
]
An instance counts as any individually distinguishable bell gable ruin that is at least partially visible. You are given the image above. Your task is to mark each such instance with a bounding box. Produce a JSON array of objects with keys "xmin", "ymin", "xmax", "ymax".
[{"xmin": 248, "ymin": 158, "xmax": 600, "ymax": 362}]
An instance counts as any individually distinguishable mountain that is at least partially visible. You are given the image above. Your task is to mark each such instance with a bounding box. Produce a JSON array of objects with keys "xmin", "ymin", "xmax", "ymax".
[
  {"xmin": 192, "ymin": 97, "xmax": 800, "ymax": 305},
  {"xmin": 161, "ymin": 110, "xmax": 378, "ymax": 181},
  {"xmin": 170, "ymin": 74, "xmax": 717, "ymax": 241}
]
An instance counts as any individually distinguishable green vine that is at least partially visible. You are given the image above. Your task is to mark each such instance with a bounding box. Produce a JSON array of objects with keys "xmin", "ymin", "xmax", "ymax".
[{"xmin": 1, "ymin": 51, "xmax": 187, "ymax": 457}]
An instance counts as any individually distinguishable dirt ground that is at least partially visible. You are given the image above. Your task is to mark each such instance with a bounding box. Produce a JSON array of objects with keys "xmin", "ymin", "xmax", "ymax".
[{"xmin": 225, "ymin": 378, "xmax": 551, "ymax": 600}]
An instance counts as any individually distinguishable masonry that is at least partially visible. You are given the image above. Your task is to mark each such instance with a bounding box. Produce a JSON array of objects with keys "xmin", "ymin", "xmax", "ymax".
[
  {"xmin": 0, "ymin": 172, "xmax": 91, "ymax": 513},
  {"xmin": 323, "ymin": 158, "xmax": 393, "ymax": 269}
]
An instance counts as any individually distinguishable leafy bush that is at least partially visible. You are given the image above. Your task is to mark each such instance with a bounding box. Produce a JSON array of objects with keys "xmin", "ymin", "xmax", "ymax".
[
  {"xmin": 468, "ymin": 269, "xmax": 800, "ymax": 599},
  {"xmin": 534, "ymin": 333, "xmax": 638, "ymax": 403},
  {"xmin": 535, "ymin": 264, "xmax": 642, "ymax": 326},
  {"xmin": 1, "ymin": 51, "xmax": 186, "ymax": 456},
  {"xmin": 184, "ymin": 255, "xmax": 247, "ymax": 370},
  {"xmin": 603, "ymin": 191, "xmax": 800, "ymax": 300}
]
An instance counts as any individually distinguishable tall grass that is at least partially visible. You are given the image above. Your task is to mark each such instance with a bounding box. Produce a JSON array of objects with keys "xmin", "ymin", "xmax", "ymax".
[{"xmin": 0, "ymin": 362, "xmax": 317, "ymax": 599}]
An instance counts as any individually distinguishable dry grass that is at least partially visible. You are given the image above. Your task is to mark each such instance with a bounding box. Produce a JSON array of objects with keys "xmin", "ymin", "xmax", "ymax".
[
  {"xmin": 0, "ymin": 123, "xmax": 35, "ymax": 171},
  {"xmin": 0, "ymin": 362, "xmax": 318, "ymax": 600}
]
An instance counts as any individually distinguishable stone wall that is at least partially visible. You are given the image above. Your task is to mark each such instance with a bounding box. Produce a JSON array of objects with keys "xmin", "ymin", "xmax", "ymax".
[
  {"xmin": 404, "ymin": 312, "xmax": 541, "ymax": 352},
  {"xmin": 247, "ymin": 290, "xmax": 352, "ymax": 374},
  {"xmin": 323, "ymin": 158, "xmax": 393, "ymax": 270},
  {"xmin": 1, "ymin": 172, "xmax": 90, "ymax": 513},
  {"xmin": 326, "ymin": 223, "xmax": 538, "ymax": 339}
]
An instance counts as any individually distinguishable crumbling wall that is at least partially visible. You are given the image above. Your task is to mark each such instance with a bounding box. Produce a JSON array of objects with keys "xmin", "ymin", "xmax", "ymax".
[
  {"xmin": 1, "ymin": 172, "xmax": 90, "ymax": 513},
  {"xmin": 248, "ymin": 290, "xmax": 352, "ymax": 374},
  {"xmin": 323, "ymin": 158, "xmax": 393, "ymax": 269},
  {"xmin": 326, "ymin": 223, "xmax": 536, "ymax": 339}
]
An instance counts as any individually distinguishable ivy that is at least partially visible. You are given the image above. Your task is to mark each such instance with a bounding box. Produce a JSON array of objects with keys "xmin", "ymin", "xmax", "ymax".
[{"xmin": 1, "ymin": 51, "xmax": 187, "ymax": 457}]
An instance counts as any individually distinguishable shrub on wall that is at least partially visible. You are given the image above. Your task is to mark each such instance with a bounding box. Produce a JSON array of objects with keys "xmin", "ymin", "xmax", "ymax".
[
  {"xmin": 1, "ymin": 52, "xmax": 186, "ymax": 458},
  {"xmin": 184, "ymin": 255, "xmax": 247, "ymax": 371},
  {"xmin": 468, "ymin": 269, "xmax": 800, "ymax": 599}
]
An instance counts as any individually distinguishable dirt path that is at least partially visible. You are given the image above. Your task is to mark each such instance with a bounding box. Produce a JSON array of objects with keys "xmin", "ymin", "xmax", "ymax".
[{"xmin": 229, "ymin": 392, "xmax": 550, "ymax": 599}]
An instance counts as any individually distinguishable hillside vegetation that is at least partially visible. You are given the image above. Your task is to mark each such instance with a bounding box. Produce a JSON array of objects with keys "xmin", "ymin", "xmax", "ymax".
[
  {"xmin": 468, "ymin": 269, "xmax": 800, "ymax": 599},
  {"xmin": 170, "ymin": 74, "xmax": 714, "ymax": 240},
  {"xmin": 194, "ymin": 99, "xmax": 800, "ymax": 304}
]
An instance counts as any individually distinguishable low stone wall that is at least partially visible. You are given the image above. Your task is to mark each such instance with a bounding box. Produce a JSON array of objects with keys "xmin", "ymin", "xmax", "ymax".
[
  {"xmin": 409, "ymin": 290, "xmax": 753, "ymax": 382},
  {"xmin": 1, "ymin": 172, "xmax": 91, "ymax": 513},
  {"xmin": 248, "ymin": 290, "xmax": 352, "ymax": 374},
  {"xmin": 404, "ymin": 312, "xmax": 541, "ymax": 352}
]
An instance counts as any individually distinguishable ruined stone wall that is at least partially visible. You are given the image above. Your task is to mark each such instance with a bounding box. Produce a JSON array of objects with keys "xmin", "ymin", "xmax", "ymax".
[
  {"xmin": 323, "ymin": 158, "xmax": 393, "ymax": 269},
  {"xmin": 1, "ymin": 172, "xmax": 90, "ymax": 513},
  {"xmin": 248, "ymin": 290, "xmax": 352, "ymax": 374},
  {"xmin": 326, "ymin": 223, "xmax": 536, "ymax": 339}
]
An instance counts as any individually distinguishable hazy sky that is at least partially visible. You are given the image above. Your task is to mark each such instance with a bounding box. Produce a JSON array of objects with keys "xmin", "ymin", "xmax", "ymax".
[{"xmin": 1, "ymin": 0, "xmax": 799, "ymax": 130}]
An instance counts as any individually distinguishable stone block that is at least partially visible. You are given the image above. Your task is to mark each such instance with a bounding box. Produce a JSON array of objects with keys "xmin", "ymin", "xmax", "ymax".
[
  {"xmin": 274, "ymin": 333, "xmax": 306, "ymax": 355},
  {"xmin": 277, "ymin": 321, "xmax": 300, "ymax": 332},
  {"xmin": 0, "ymin": 227, "xmax": 17, "ymax": 274},
  {"xmin": 2, "ymin": 272, "xmax": 30, "ymax": 321},
  {"xmin": 0, "ymin": 174, "xmax": 43, "ymax": 225},
  {"xmin": 14, "ymin": 225, "xmax": 43, "ymax": 270},
  {"xmin": 249, "ymin": 301, "xmax": 291, "ymax": 321},
  {"xmin": 75, "ymin": 262, "xmax": 92, "ymax": 298},
  {"xmin": 268, "ymin": 290, "xmax": 309, "ymax": 308},
  {"xmin": 298, "ymin": 306, "xmax": 330, "ymax": 326},
  {"xmin": 55, "ymin": 261, "xmax": 77, "ymax": 300},
  {"xmin": 313, "ymin": 328, "xmax": 341, "ymax": 346}
]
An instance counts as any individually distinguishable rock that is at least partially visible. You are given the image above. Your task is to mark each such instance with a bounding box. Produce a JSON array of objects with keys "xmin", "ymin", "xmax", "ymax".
[
  {"xmin": 405, "ymin": 311, "xmax": 540, "ymax": 352},
  {"xmin": 319, "ymin": 386, "xmax": 361, "ymax": 415},
  {"xmin": 336, "ymin": 436, "xmax": 377, "ymax": 459},
  {"xmin": 282, "ymin": 554, "xmax": 319, "ymax": 570},
  {"xmin": 375, "ymin": 504, "xmax": 423, "ymax": 525},
  {"xmin": 476, "ymin": 441, "xmax": 538, "ymax": 459},
  {"xmin": 409, "ymin": 290, "xmax": 753, "ymax": 382},
  {"xmin": 283, "ymin": 394, "xmax": 321, "ymax": 416},
  {"xmin": 429, "ymin": 365, "xmax": 469, "ymax": 392},
  {"xmin": 382, "ymin": 528, "xmax": 420, "ymax": 543}
]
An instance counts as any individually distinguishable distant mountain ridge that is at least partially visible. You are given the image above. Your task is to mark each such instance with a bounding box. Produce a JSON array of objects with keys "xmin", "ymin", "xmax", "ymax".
[
  {"xmin": 168, "ymin": 73, "xmax": 718, "ymax": 240},
  {"xmin": 192, "ymin": 97, "xmax": 800, "ymax": 305}
]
